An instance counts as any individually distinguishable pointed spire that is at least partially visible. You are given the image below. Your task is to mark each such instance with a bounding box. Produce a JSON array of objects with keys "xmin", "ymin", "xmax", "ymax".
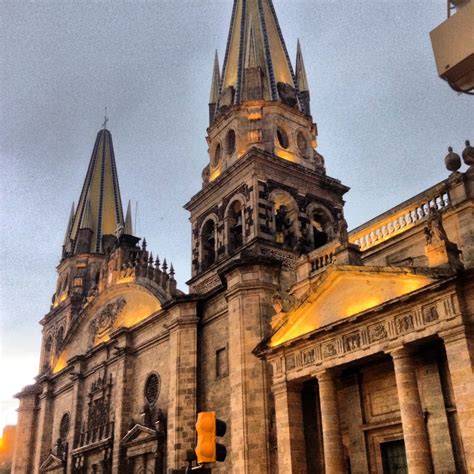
[
  {"xmin": 295, "ymin": 39, "xmax": 309, "ymax": 92},
  {"xmin": 69, "ymin": 127, "xmax": 125, "ymax": 255},
  {"xmin": 209, "ymin": 50, "xmax": 221, "ymax": 104},
  {"xmin": 142, "ymin": 238, "xmax": 147, "ymax": 251},
  {"xmin": 162, "ymin": 258, "xmax": 168, "ymax": 273},
  {"xmin": 296, "ymin": 39, "xmax": 311, "ymax": 115},
  {"xmin": 154, "ymin": 255, "xmax": 161, "ymax": 268},
  {"xmin": 124, "ymin": 200, "xmax": 133, "ymax": 235},
  {"xmin": 63, "ymin": 202, "xmax": 75, "ymax": 247},
  {"xmin": 219, "ymin": 0, "xmax": 297, "ymax": 106}
]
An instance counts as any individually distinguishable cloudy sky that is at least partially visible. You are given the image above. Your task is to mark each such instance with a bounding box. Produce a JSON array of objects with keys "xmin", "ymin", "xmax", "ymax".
[{"xmin": 0, "ymin": 0, "xmax": 472, "ymax": 430}]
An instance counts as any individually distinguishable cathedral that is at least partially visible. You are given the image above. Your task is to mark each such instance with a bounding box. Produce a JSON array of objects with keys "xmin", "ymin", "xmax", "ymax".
[{"xmin": 11, "ymin": 1, "xmax": 474, "ymax": 473}]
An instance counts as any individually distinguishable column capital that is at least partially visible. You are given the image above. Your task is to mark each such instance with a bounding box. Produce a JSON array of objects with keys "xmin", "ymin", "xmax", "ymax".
[
  {"xmin": 440, "ymin": 325, "xmax": 473, "ymax": 344},
  {"xmin": 271, "ymin": 379, "xmax": 303, "ymax": 397},
  {"xmin": 387, "ymin": 345, "xmax": 415, "ymax": 361},
  {"xmin": 313, "ymin": 367, "xmax": 336, "ymax": 382}
]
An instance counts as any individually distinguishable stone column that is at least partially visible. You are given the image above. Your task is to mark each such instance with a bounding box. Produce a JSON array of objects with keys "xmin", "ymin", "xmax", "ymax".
[
  {"xmin": 33, "ymin": 379, "xmax": 54, "ymax": 473},
  {"xmin": 316, "ymin": 370, "xmax": 345, "ymax": 474},
  {"xmin": 272, "ymin": 381, "xmax": 307, "ymax": 474},
  {"xmin": 442, "ymin": 327, "xmax": 474, "ymax": 473},
  {"xmin": 226, "ymin": 265, "xmax": 277, "ymax": 474},
  {"xmin": 66, "ymin": 357, "xmax": 85, "ymax": 474},
  {"xmin": 111, "ymin": 334, "xmax": 134, "ymax": 473},
  {"xmin": 11, "ymin": 384, "xmax": 40, "ymax": 474},
  {"xmin": 391, "ymin": 347, "xmax": 432, "ymax": 474},
  {"xmin": 166, "ymin": 302, "xmax": 198, "ymax": 470}
]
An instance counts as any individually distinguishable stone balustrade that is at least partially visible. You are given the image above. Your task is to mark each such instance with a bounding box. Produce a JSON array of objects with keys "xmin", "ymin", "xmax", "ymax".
[{"xmin": 349, "ymin": 182, "xmax": 450, "ymax": 251}]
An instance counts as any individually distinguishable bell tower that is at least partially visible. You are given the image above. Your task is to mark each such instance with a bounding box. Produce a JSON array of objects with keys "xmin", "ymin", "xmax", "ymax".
[{"xmin": 186, "ymin": 0, "xmax": 350, "ymax": 293}]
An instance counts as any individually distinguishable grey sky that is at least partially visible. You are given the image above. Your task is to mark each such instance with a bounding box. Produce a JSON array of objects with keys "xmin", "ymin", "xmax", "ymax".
[{"xmin": 0, "ymin": 0, "xmax": 472, "ymax": 428}]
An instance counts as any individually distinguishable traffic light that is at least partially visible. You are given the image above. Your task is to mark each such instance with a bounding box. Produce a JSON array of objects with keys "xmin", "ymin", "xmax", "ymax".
[{"xmin": 195, "ymin": 412, "xmax": 227, "ymax": 464}]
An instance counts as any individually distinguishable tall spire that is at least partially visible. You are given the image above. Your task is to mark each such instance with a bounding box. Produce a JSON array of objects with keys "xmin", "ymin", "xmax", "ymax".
[
  {"xmin": 68, "ymin": 128, "xmax": 125, "ymax": 255},
  {"xmin": 124, "ymin": 200, "xmax": 133, "ymax": 236},
  {"xmin": 218, "ymin": 0, "xmax": 298, "ymax": 107},
  {"xmin": 296, "ymin": 39, "xmax": 310, "ymax": 114},
  {"xmin": 62, "ymin": 202, "xmax": 75, "ymax": 255},
  {"xmin": 209, "ymin": 51, "xmax": 221, "ymax": 124}
]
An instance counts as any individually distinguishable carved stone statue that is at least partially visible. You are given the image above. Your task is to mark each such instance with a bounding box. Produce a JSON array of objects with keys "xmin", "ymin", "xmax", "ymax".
[{"xmin": 424, "ymin": 206, "xmax": 449, "ymax": 244}]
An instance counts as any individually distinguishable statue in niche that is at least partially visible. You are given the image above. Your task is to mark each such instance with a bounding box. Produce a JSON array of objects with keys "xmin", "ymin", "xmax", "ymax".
[
  {"xmin": 275, "ymin": 205, "xmax": 294, "ymax": 247},
  {"xmin": 310, "ymin": 213, "xmax": 328, "ymax": 249},
  {"xmin": 53, "ymin": 437, "xmax": 67, "ymax": 461},
  {"xmin": 424, "ymin": 205, "xmax": 449, "ymax": 244},
  {"xmin": 335, "ymin": 211, "xmax": 349, "ymax": 245}
]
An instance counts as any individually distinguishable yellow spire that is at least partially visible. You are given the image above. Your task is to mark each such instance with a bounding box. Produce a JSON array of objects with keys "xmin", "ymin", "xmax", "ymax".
[
  {"xmin": 124, "ymin": 200, "xmax": 134, "ymax": 235},
  {"xmin": 69, "ymin": 128, "xmax": 124, "ymax": 254},
  {"xmin": 219, "ymin": 0, "xmax": 296, "ymax": 105}
]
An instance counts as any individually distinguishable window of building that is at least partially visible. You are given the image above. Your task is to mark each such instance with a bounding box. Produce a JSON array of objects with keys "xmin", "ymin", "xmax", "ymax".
[
  {"xmin": 59, "ymin": 412, "xmax": 70, "ymax": 440},
  {"xmin": 201, "ymin": 219, "xmax": 216, "ymax": 269},
  {"xmin": 216, "ymin": 347, "xmax": 229, "ymax": 379},
  {"xmin": 226, "ymin": 129, "xmax": 236, "ymax": 154},
  {"xmin": 227, "ymin": 200, "xmax": 244, "ymax": 253},
  {"xmin": 381, "ymin": 440, "xmax": 408, "ymax": 474},
  {"xmin": 277, "ymin": 127, "xmax": 289, "ymax": 149},
  {"xmin": 145, "ymin": 373, "xmax": 160, "ymax": 406}
]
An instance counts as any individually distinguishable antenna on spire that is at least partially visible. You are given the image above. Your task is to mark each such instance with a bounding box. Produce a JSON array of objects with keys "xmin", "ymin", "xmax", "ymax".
[{"xmin": 102, "ymin": 107, "xmax": 109, "ymax": 129}]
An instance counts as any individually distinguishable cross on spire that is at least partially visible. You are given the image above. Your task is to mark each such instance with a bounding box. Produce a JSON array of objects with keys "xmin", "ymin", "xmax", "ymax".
[{"xmin": 102, "ymin": 107, "xmax": 109, "ymax": 129}]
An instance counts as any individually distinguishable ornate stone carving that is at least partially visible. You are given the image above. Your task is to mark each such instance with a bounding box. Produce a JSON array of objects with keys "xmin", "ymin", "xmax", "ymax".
[
  {"xmin": 322, "ymin": 341, "xmax": 337, "ymax": 359},
  {"xmin": 395, "ymin": 314, "xmax": 414, "ymax": 335},
  {"xmin": 368, "ymin": 323, "xmax": 388, "ymax": 342},
  {"xmin": 89, "ymin": 297, "xmax": 127, "ymax": 343},
  {"xmin": 193, "ymin": 272, "xmax": 221, "ymax": 294},
  {"xmin": 343, "ymin": 332, "xmax": 361, "ymax": 352},
  {"xmin": 423, "ymin": 305, "xmax": 439, "ymax": 323}
]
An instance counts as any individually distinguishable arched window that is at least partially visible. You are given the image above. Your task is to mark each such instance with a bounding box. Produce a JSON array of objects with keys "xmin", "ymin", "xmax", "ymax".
[
  {"xmin": 212, "ymin": 144, "xmax": 222, "ymax": 167},
  {"xmin": 307, "ymin": 205, "xmax": 334, "ymax": 250},
  {"xmin": 227, "ymin": 200, "xmax": 244, "ymax": 253},
  {"xmin": 59, "ymin": 413, "xmax": 70, "ymax": 440},
  {"xmin": 277, "ymin": 127, "xmax": 289, "ymax": 149},
  {"xmin": 144, "ymin": 373, "xmax": 161, "ymax": 407},
  {"xmin": 55, "ymin": 327, "xmax": 64, "ymax": 356},
  {"xmin": 201, "ymin": 219, "xmax": 217, "ymax": 269},
  {"xmin": 226, "ymin": 129, "xmax": 236, "ymax": 155},
  {"xmin": 44, "ymin": 335, "xmax": 53, "ymax": 369},
  {"xmin": 272, "ymin": 192, "xmax": 300, "ymax": 248}
]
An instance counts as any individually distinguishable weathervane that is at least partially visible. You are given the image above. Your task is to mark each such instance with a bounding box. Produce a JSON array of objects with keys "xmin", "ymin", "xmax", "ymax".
[{"xmin": 102, "ymin": 107, "xmax": 109, "ymax": 129}]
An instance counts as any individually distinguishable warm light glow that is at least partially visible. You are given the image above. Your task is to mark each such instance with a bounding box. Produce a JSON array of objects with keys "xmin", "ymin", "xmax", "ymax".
[
  {"xmin": 270, "ymin": 269, "xmax": 434, "ymax": 347},
  {"xmin": 276, "ymin": 149, "xmax": 297, "ymax": 162},
  {"xmin": 210, "ymin": 167, "xmax": 221, "ymax": 182},
  {"xmin": 52, "ymin": 352, "xmax": 68, "ymax": 374}
]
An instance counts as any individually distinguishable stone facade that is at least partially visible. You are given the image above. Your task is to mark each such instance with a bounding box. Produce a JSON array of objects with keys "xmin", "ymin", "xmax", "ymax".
[{"xmin": 11, "ymin": 1, "xmax": 474, "ymax": 474}]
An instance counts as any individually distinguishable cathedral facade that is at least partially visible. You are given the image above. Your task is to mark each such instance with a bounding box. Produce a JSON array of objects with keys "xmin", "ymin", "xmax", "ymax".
[{"xmin": 11, "ymin": 1, "xmax": 474, "ymax": 473}]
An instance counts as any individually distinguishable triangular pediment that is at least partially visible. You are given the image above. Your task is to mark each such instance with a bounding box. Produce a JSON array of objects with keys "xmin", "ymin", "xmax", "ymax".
[
  {"xmin": 39, "ymin": 453, "xmax": 64, "ymax": 472},
  {"xmin": 270, "ymin": 265, "xmax": 439, "ymax": 347},
  {"xmin": 121, "ymin": 424, "xmax": 156, "ymax": 445}
]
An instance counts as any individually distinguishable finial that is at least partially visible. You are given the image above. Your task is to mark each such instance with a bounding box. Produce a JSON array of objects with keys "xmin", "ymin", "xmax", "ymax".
[
  {"xmin": 155, "ymin": 255, "xmax": 160, "ymax": 268},
  {"xmin": 102, "ymin": 107, "xmax": 109, "ymax": 130},
  {"xmin": 169, "ymin": 263, "xmax": 175, "ymax": 277},
  {"xmin": 462, "ymin": 140, "xmax": 474, "ymax": 166},
  {"xmin": 149, "ymin": 253, "xmax": 154, "ymax": 265},
  {"xmin": 142, "ymin": 238, "xmax": 147, "ymax": 251},
  {"xmin": 445, "ymin": 146, "xmax": 461, "ymax": 172},
  {"xmin": 162, "ymin": 258, "xmax": 168, "ymax": 272}
]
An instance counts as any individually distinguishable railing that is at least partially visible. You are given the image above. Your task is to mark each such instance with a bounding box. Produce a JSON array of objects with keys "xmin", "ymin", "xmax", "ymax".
[
  {"xmin": 349, "ymin": 182, "xmax": 450, "ymax": 252},
  {"xmin": 76, "ymin": 421, "xmax": 114, "ymax": 448}
]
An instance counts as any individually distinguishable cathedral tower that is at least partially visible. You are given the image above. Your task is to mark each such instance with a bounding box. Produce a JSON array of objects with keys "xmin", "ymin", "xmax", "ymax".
[{"xmin": 185, "ymin": 1, "xmax": 350, "ymax": 472}]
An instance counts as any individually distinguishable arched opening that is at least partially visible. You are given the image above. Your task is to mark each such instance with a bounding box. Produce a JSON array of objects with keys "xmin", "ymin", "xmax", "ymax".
[
  {"xmin": 213, "ymin": 143, "xmax": 222, "ymax": 167},
  {"xmin": 272, "ymin": 192, "xmax": 300, "ymax": 248},
  {"xmin": 307, "ymin": 206, "xmax": 334, "ymax": 250},
  {"xmin": 226, "ymin": 129, "xmax": 236, "ymax": 155},
  {"xmin": 227, "ymin": 200, "xmax": 244, "ymax": 253},
  {"xmin": 201, "ymin": 219, "xmax": 217, "ymax": 270},
  {"xmin": 55, "ymin": 327, "xmax": 64, "ymax": 356},
  {"xmin": 277, "ymin": 127, "xmax": 289, "ymax": 149},
  {"xmin": 44, "ymin": 335, "xmax": 53, "ymax": 370}
]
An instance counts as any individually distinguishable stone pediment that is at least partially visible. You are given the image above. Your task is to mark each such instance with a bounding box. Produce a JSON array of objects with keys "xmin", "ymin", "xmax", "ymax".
[
  {"xmin": 121, "ymin": 424, "xmax": 157, "ymax": 445},
  {"xmin": 39, "ymin": 453, "xmax": 64, "ymax": 472},
  {"xmin": 52, "ymin": 284, "xmax": 162, "ymax": 373},
  {"xmin": 269, "ymin": 265, "xmax": 439, "ymax": 347}
]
